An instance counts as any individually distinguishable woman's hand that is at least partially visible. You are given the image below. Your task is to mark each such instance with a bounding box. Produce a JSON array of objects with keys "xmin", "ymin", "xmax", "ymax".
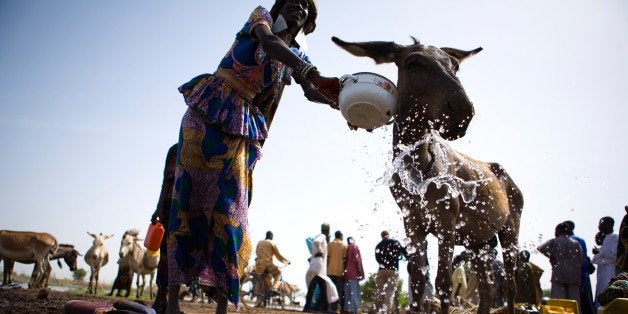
[
  {"xmin": 304, "ymin": 69, "xmax": 340, "ymax": 108},
  {"xmin": 301, "ymin": 82, "xmax": 338, "ymax": 108}
]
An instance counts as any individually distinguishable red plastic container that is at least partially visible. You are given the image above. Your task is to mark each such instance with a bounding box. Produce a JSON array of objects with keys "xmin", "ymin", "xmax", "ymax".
[{"xmin": 144, "ymin": 222, "xmax": 165, "ymax": 252}]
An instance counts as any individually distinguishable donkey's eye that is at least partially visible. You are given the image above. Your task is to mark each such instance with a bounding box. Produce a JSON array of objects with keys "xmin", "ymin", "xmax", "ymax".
[{"xmin": 406, "ymin": 59, "xmax": 422, "ymax": 69}]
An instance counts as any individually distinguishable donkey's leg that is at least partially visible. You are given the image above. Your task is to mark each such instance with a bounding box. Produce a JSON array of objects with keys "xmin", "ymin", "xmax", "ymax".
[
  {"xmin": 136, "ymin": 273, "xmax": 142, "ymax": 298},
  {"xmin": 149, "ymin": 271, "xmax": 155, "ymax": 299},
  {"xmin": 87, "ymin": 269, "xmax": 95, "ymax": 294},
  {"xmin": 32, "ymin": 258, "xmax": 48, "ymax": 288},
  {"xmin": 29, "ymin": 261, "xmax": 42, "ymax": 289},
  {"xmin": 140, "ymin": 274, "xmax": 147, "ymax": 298},
  {"xmin": 95, "ymin": 267, "xmax": 100, "ymax": 294},
  {"xmin": 471, "ymin": 241, "xmax": 496, "ymax": 314},
  {"xmin": 492, "ymin": 163, "xmax": 523, "ymax": 314},
  {"xmin": 499, "ymin": 219, "xmax": 520, "ymax": 314},
  {"xmin": 434, "ymin": 232, "xmax": 455, "ymax": 314},
  {"xmin": 406, "ymin": 234, "xmax": 428, "ymax": 313},
  {"xmin": 3, "ymin": 259, "xmax": 15, "ymax": 285},
  {"xmin": 42, "ymin": 260, "xmax": 52, "ymax": 287},
  {"xmin": 401, "ymin": 195, "xmax": 428, "ymax": 314}
]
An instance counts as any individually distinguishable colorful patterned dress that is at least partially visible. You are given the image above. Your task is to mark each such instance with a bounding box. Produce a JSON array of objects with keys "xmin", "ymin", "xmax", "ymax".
[{"xmin": 167, "ymin": 6, "xmax": 310, "ymax": 307}]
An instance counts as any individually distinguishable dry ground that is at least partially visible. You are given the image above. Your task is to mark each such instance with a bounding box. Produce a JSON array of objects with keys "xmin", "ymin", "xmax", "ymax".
[
  {"xmin": 0, "ymin": 287, "xmax": 532, "ymax": 313},
  {"xmin": 0, "ymin": 287, "xmax": 299, "ymax": 314}
]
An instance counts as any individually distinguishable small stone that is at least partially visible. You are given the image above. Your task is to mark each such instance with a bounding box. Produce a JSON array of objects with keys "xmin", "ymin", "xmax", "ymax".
[{"xmin": 37, "ymin": 287, "xmax": 50, "ymax": 300}]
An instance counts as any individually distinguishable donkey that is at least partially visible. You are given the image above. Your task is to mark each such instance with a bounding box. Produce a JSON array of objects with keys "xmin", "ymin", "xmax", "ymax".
[
  {"xmin": 0, "ymin": 230, "xmax": 58, "ymax": 288},
  {"xmin": 84, "ymin": 232, "xmax": 113, "ymax": 294},
  {"xmin": 1, "ymin": 244, "xmax": 81, "ymax": 285},
  {"xmin": 333, "ymin": 36, "xmax": 523, "ymax": 314},
  {"xmin": 118, "ymin": 231, "xmax": 158, "ymax": 299}
]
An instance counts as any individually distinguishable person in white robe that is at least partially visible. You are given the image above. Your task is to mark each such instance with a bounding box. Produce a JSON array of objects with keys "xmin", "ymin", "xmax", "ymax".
[
  {"xmin": 592, "ymin": 216, "xmax": 619, "ymax": 308},
  {"xmin": 303, "ymin": 223, "xmax": 339, "ymax": 311}
]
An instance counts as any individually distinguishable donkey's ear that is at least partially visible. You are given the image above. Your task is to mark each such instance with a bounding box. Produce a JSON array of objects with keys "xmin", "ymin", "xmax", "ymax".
[
  {"xmin": 440, "ymin": 47, "xmax": 483, "ymax": 64},
  {"xmin": 332, "ymin": 36, "xmax": 403, "ymax": 64}
]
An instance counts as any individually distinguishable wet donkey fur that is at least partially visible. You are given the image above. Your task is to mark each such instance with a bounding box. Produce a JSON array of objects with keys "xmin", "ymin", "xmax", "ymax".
[{"xmin": 333, "ymin": 37, "xmax": 523, "ymax": 314}]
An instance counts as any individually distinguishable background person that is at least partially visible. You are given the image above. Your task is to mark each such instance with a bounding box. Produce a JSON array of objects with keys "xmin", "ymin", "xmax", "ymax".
[
  {"xmin": 450, "ymin": 252, "xmax": 468, "ymax": 305},
  {"xmin": 149, "ymin": 144, "xmax": 178, "ymax": 313},
  {"xmin": 592, "ymin": 216, "xmax": 619, "ymax": 308},
  {"xmin": 327, "ymin": 230, "xmax": 347, "ymax": 312},
  {"xmin": 489, "ymin": 249, "xmax": 506, "ymax": 308},
  {"xmin": 254, "ymin": 231, "xmax": 290, "ymax": 290},
  {"xmin": 538, "ymin": 222, "xmax": 585, "ymax": 307},
  {"xmin": 343, "ymin": 236, "xmax": 364, "ymax": 314},
  {"xmin": 515, "ymin": 250, "xmax": 544, "ymax": 306},
  {"xmin": 563, "ymin": 220, "xmax": 595, "ymax": 314},
  {"xmin": 303, "ymin": 223, "xmax": 339, "ymax": 312},
  {"xmin": 370, "ymin": 230, "xmax": 408, "ymax": 314},
  {"xmin": 616, "ymin": 206, "xmax": 628, "ymax": 273}
]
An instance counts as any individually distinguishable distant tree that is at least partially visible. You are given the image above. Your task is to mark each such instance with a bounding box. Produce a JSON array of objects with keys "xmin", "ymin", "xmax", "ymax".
[
  {"xmin": 73, "ymin": 268, "xmax": 87, "ymax": 282},
  {"xmin": 397, "ymin": 277, "xmax": 408, "ymax": 309},
  {"xmin": 361, "ymin": 273, "xmax": 377, "ymax": 302},
  {"xmin": 360, "ymin": 273, "xmax": 408, "ymax": 309}
]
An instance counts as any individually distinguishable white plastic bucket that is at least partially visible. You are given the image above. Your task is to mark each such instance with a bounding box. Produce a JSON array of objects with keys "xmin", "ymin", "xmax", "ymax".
[{"xmin": 338, "ymin": 72, "xmax": 398, "ymax": 130}]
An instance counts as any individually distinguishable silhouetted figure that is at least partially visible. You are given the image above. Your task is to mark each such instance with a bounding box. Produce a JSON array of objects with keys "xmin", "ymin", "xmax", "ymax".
[
  {"xmin": 592, "ymin": 216, "xmax": 619, "ymax": 309},
  {"xmin": 563, "ymin": 220, "xmax": 595, "ymax": 314},
  {"xmin": 515, "ymin": 250, "xmax": 543, "ymax": 306},
  {"xmin": 538, "ymin": 222, "xmax": 585, "ymax": 306},
  {"xmin": 370, "ymin": 231, "xmax": 407, "ymax": 314}
]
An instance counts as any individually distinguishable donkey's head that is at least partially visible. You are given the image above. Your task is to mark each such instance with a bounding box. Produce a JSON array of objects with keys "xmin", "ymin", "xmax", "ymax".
[
  {"xmin": 332, "ymin": 36, "xmax": 481, "ymax": 140},
  {"xmin": 118, "ymin": 233, "xmax": 137, "ymax": 258},
  {"xmin": 87, "ymin": 232, "xmax": 113, "ymax": 247}
]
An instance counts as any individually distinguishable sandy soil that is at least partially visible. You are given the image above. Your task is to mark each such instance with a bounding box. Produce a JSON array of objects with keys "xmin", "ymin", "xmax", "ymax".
[{"xmin": 0, "ymin": 287, "xmax": 300, "ymax": 314}]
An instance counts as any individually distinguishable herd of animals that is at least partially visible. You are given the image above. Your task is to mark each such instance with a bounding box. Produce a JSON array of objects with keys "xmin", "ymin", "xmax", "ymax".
[
  {"xmin": 0, "ymin": 229, "xmax": 298, "ymax": 306},
  {"xmin": 0, "ymin": 229, "xmax": 158, "ymax": 298},
  {"xmin": 1, "ymin": 37, "xmax": 523, "ymax": 314}
]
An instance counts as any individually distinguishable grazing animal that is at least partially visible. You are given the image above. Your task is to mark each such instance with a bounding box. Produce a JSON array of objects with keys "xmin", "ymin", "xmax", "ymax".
[
  {"xmin": 277, "ymin": 281, "xmax": 298, "ymax": 307},
  {"xmin": 333, "ymin": 36, "xmax": 523, "ymax": 314},
  {"xmin": 84, "ymin": 232, "xmax": 113, "ymax": 294},
  {"xmin": 1, "ymin": 244, "xmax": 81, "ymax": 285},
  {"xmin": 0, "ymin": 230, "xmax": 58, "ymax": 288},
  {"xmin": 118, "ymin": 231, "xmax": 158, "ymax": 299}
]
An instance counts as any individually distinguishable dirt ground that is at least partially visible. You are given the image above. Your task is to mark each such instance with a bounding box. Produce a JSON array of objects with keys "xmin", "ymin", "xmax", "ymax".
[
  {"xmin": 0, "ymin": 287, "xmax": 300, "ymax": 314},
  {"xmin": 0, "ymin": 287, "xmax": 533, "ymax": 314}
]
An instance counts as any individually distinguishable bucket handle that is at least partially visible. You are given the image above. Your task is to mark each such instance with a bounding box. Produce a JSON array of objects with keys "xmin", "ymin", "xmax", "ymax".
[{"xmin": 340, "ymin": 74, "xmax": 358, "ymax": 86}]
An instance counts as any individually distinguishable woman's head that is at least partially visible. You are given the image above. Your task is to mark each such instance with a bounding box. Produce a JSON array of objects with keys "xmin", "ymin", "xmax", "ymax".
[{"xmin": 270, "ymin": 0, "xmax": 317, "ymax": 34}]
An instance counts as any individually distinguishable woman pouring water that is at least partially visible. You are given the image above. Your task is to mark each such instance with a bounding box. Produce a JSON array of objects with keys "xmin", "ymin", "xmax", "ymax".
[{"xmin": 164, "ymin": 1, "xmax": 340, "ymax": 313}]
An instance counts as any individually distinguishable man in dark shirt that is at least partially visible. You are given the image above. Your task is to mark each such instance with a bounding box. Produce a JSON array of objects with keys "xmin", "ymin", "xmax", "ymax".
[{"xmin": 370, "ymin": 230, "xmax": 408, "ymax": 313}]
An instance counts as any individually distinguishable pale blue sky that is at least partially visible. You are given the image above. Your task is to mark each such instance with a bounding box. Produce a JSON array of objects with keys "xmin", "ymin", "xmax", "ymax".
[{"xmin": 1, "ymin": 0, "xmax": 627, "ymax": 294}]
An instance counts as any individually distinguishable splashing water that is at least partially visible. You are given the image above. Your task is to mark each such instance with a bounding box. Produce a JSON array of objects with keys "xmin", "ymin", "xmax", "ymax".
[{"xmin": 377, "ymin": 131, "xmax": 486, "ymax": 208}]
